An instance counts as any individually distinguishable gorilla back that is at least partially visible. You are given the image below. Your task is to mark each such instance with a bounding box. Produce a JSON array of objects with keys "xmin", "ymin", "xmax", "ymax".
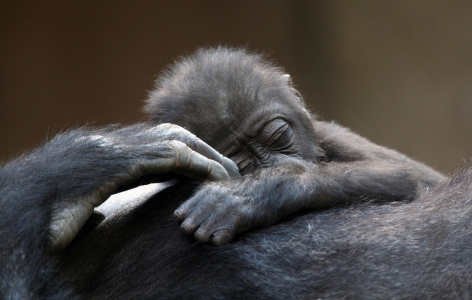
[
  {"xmin": 61, "ymin": 166, "xmax": 472, "ymax": 299},
  {"xmin": 58, "ymin": 48, "xmax": 471, "ymax": 298},
  {"xmin": 1, "ymin": 47, "xmax": 469, "ymax": 299}
]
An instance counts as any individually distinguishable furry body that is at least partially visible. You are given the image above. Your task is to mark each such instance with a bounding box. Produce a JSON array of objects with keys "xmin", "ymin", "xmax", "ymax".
[{"xmin": 2, "ymin": 48, "xmax": 465, "ymax": 299}]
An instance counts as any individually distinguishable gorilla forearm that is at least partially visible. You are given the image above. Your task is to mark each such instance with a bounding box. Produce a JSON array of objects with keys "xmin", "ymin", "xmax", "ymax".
[
  {"xmin": 176, "ymin": 156, "xmax": 441, "ymax": 244},
  {"xmin": 0, "ymin": 128, "xmax": 123, "ymax": 299},
  {"xmin": 314, "ymin": 120, "xmax": 444, "ymax": 187},
  {"xmin": 174, "ymin": 118, "xmax": 445, "ymax": 244},
  {"xmin": 0, "ymin": 123, "xmax": 236, "ymax": 299}
]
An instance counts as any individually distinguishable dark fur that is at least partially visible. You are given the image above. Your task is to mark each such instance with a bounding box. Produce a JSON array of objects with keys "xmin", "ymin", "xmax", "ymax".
[
  {"xmin": 0, "ymin": 47, "xmax": 466, "ymax": 299},
  {"xmin": 0, "ymin": 125, "xmax": 167, "ymax": 299},
  {"xmin": 146, "ymin": 47, "xmax": 444, "ymax": 245},
  {"xmin": 60, "ymin": 166, "xmax": 472, "ymax": 299}
]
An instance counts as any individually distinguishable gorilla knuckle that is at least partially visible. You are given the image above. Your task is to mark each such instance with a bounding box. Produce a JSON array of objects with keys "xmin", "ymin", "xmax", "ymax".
[
  {"xmin": 194, "ymin": 229, "xmax": 211, "ymax": 243},
  {"xmin": 211, "ymin": 229, "xmax": 234, "ymax": 245},
  {"xmin": 173, "ymin": 209, "xmax": 185, "ymax": 220},
  {"xmin": 181, "ymin": 218, "xmax": 198, "ymax": 234}
]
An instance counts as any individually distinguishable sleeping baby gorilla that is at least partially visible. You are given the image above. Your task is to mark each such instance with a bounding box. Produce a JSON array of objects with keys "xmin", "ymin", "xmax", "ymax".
[
  {"xmin": 147, "ymin": 47, "xmax": 444, "ymax": 244},
  {"xmin": 0, "ymin": 47, "xmax": 454, "ymax": 299}
]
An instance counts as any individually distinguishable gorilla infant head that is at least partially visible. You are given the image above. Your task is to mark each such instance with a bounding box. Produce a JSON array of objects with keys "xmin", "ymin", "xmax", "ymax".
[
  {"xmin": 145, "ymin": 47, "xmax": 324, "ymax": 175},
  {"xmin": 140, "ymin": 47, "xmax": 442, "ymax": 246}
]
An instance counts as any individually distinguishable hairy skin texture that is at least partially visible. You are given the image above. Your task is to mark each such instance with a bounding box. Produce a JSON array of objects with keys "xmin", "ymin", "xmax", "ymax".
[
  {"xmin": 1, "ymin": 47, "xmax": 467, "ymax": 299},
  {"xmin": 0, "ymin": 123, "xmax": 238, "ymax": 299},
  {"xmin": 146, "ymin": 47, "xmax": 444, "ymax": 244},
  {"xmin": 60, "ymin": 167, "xmax": 472, "ymax": 299}
]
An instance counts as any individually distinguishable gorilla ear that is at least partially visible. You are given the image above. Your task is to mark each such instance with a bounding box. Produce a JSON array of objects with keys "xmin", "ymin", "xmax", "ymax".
[
  {"xmin": 282, "ymin": 74, "xmax": 292, "ymax": 87},
  {"xmin": 282, "ymin": 74, "xmax": 304, "ymax": 103}
]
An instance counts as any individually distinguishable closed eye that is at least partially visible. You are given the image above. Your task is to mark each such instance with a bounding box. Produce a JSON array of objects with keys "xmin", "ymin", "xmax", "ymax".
[
  {"xmin": 237, "ymin": 159, "xmax": 256, "ymax": 175},
  {"xmin": 268, "ymin": 123, "xmax": 293, "ymax": 151},
  {"xmin": 261, "ymin": 119, "xmax": 294, "ymax": 153}
]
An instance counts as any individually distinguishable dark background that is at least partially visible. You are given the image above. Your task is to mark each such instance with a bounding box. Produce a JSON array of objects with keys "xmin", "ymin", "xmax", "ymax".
[{"xmin": 2, "ymin": 1, "xmax": 472, "ymax": 173}]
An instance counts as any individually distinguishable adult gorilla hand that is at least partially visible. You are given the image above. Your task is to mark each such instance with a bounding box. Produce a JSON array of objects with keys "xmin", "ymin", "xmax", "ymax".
[{"xmin": 47, "ymin": 123, "xmax": 239, "ymax": 252}]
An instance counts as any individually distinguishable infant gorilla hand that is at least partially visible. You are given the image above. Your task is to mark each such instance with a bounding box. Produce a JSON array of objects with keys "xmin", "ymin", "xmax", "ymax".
[{"xmin": 174, "ymin": 183, "xmax": 255, "ymax": 245}]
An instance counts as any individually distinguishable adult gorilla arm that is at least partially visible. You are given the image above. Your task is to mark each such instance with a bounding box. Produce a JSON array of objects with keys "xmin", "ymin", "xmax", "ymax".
[{"xmin": 0, "ymin": 123, "xmax": 238, "ymax": 299}]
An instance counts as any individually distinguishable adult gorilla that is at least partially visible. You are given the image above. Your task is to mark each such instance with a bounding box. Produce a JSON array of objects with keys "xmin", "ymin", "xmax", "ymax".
[{"xmin": 2, "ymin": 48, "xmax": 471, "ymax": 299}]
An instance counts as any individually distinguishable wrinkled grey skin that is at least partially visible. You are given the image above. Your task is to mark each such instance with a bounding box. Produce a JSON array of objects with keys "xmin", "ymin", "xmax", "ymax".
[{"xmin": 3, "ymin": 47, "xmax": 468, "ymax": 300}]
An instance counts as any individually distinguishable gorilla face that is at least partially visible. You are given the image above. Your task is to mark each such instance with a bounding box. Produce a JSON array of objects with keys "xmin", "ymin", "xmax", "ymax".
[{"xmin": 145, "ymin": 48, "xmax": 324, "ymax": 176}]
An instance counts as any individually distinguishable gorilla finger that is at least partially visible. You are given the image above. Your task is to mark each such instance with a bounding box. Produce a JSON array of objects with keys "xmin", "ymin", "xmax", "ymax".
[
  {"xmin": 141, "ymin": 140, "xmax": 230, "ymax": 181},
  {"xmin": 171, "ymin": 140, "xmax": 233, "ymax": 181},
  {"xmin": 174, "ymin": 197, "xmax": 200, "ymax": 220},
  {"xmin": 211, "ymin": 229, "xmax": 236, "ymax": 245},
  {"xmin": 180, "ymin": 205, "xmax": 213, "ymax": 235},
  {"xmin": 194, "ymin": 222, "xmax": 214, "ymax": 243},
  {"xmin": 174, "ymin": 206, "xmax": 194, "ymax": 221},
  {"xmin": 180, "ymin": 217, "xmax": 200, "ymax": 235},
  {"xmin": 154, "ymin": 124, "xmax": 240, "ymax": 179},
  {"xmin": 191, "ymin": 142, "xmax": 240, "ymax": 179},
  {"xmin": 173, "ymin": 208, "xmax": 187, "ymax": 221}
]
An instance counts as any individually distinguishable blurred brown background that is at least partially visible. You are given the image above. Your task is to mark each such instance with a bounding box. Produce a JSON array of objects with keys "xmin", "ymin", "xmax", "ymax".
[{"xmin": 1, "ymin": 1, "xmax": 472, "ymax": 173}]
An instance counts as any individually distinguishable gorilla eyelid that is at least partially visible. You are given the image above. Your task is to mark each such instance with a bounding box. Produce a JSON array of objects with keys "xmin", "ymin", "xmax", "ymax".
[
  {"xmin": 237, "ymin": 159, "xmax": 252, "ymax": 172},
  {"xmin": 267, "ymin": 123, "xmax": 293, "ymax": 151},
  {"xmin": 238, "ymin": 160, "xmax": 256, "ymax": 175}
]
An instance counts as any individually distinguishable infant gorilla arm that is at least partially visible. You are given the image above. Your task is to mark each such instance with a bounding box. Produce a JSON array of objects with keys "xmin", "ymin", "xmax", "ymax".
[
  {"xmin": 0, "ymin": 123, "xmax": 238, "ymax": 298},
  {"xmin": 146, "ymin": 47, "xmax": 445, "ymax": 244}
]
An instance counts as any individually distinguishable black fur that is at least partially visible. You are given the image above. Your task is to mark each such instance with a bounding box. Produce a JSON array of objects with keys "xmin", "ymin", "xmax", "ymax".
[
  {"xmin": 147, "ymin": 47, "xmax": 444, "ymax": 245},
  {"xmin": 60, "ymin": 166, "xmax": 472, "ymax": 299},
  {"xmin": 1, "ymin": 47, "xmax": 466, "ymax": 299}
]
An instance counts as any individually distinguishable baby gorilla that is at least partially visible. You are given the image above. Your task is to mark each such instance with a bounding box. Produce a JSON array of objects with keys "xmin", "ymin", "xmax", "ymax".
[{"xmin": 145, "ymin": 47, "xmax": 445, "ymax": 245}]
